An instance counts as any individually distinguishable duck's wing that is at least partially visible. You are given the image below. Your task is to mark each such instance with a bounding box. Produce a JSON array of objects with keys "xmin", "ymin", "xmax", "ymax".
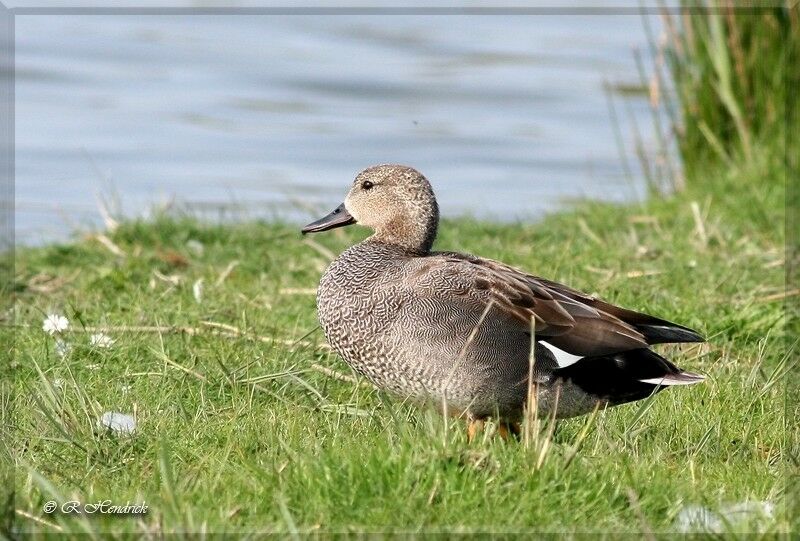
[
  {"xmin": 421, "ymin": 251, "xmax": 703, "ymax": 357},
  {"xmin": 533, "ymin": 276, "xmax": 705, "ymax": 345}
]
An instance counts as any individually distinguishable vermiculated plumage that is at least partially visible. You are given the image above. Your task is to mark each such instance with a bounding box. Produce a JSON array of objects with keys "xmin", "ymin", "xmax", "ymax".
[{"xmin": 305, "ymin": 164, "xmax": 705, "ymax": 423}]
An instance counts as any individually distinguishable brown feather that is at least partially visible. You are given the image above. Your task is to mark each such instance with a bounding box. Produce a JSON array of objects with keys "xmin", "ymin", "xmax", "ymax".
[{"xmin": 429, "ymin": 251, "xmax": 654, "ymax": 355}]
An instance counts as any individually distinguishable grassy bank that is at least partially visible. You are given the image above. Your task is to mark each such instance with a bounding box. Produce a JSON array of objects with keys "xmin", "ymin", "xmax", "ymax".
[
  {"xmin": 7, "ymin": 6, "xmax": 796, "ymax": 534},
  {"xmin": 6, "ymin": 140, "xmax": 789, "ymax": 534}
]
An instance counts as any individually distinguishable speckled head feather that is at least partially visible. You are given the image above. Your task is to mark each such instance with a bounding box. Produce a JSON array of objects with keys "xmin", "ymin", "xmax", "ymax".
[{"xmin": 344, "ymin": 164, "xmax": 440, "ymax": 254}]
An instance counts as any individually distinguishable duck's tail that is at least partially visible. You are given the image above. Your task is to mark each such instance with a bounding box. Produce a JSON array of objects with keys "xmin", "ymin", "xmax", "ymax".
[{"xmin": 552, "ymin": 347, "xmax": 704, "ymax": 407}]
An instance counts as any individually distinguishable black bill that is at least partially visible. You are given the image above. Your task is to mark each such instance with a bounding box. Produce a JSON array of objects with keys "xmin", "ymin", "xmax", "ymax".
[{"xmin": 301, "ymin": 203, "xmax": 356, "ymax": 234}]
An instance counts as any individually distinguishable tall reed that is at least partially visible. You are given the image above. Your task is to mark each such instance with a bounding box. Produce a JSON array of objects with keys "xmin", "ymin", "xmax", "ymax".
[{"xmin": 659, "ymin": 2, "xmax": 796, "ymax": 176}]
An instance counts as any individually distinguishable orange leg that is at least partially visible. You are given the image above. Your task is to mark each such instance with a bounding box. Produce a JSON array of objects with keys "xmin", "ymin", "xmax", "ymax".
[
  {"xmin": 496, "ymin": 421, "xmax": 521, "ymax": 440},
  {"xmin": 467, "ymin": 418, "xmax": 485, "ymax": 443}
]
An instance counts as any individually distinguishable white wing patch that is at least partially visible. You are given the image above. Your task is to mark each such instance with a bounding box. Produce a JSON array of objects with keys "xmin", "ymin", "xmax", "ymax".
[{"xmin": 540, "ymin": 341, "xmax": 584, "ymax": 368}]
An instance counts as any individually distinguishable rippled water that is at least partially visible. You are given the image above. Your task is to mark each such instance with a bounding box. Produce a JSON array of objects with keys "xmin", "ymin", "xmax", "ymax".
[{"xmin": 15, "ymin": 12, "xmax": 658, "ymax": 244}]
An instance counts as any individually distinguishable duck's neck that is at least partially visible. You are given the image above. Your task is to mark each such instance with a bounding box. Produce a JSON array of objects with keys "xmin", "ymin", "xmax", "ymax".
[{"xmin": 371, "ymin": 204, "xmax": 439, "ymax": 255}]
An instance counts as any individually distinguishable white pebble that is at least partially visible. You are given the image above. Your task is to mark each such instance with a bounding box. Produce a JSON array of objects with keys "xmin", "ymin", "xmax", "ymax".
[
  {"xmin": 186, "ymin": 239, "xmax": 205, "ymax": 256},
  {"xmin": 98, "ymin": 412, "xmax": 136, "ymax": 435},
  {"xmin": 675, "ymin": 501, "xmax": 774, "ymax": 533}
]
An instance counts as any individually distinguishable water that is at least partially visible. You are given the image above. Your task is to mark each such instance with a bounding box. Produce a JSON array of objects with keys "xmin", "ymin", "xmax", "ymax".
[{"xmin": 15, "ymin": 12, "xmax": 658, "ymax": 244}]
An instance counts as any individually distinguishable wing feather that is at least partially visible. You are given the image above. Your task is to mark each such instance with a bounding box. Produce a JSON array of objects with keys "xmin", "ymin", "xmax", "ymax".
[
  {"xmin": 420, "ymin": 252, "xmax": 660, "ymax": 355},
  {"xmin": 410, "ymin": 251, "xmax": 700, "ymax": 357}
]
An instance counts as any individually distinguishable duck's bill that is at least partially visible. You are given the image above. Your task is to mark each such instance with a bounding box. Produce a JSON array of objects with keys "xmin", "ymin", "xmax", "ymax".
[{"xmin": 301, "ymin": 203, "xmax": 356, "ymax": 234}]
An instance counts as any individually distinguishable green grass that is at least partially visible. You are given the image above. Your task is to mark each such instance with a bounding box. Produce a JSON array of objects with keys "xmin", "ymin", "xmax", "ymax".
[
  {"xmin": 4, "ymin": 142, "xmax": 791, "ymax": 535},
  {"xmin": 660, "ymin": 2, "xmax": 794, "ymax": 174}
]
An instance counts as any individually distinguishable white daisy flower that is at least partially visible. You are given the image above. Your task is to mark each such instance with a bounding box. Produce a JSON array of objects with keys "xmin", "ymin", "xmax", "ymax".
[
  {"xmin": 42, "ymin": 314, "xmax": 69, "ymax": 335},
  {"xmin": 90, "ymin": 333, "xmax": 115, "ymax": 349},
  {"xmin": 192, "ymin": 278, "xmax": 204, "ymax": 303},
  {"xmin": 54, "ymin": 339, "xmax": 71, "ymax": 358}
]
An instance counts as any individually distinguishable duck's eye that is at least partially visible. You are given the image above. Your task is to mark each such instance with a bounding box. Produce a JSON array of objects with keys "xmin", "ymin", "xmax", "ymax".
[{"xmin": 361, "ymin": 180, "xmax": 374, "ymax": 190}]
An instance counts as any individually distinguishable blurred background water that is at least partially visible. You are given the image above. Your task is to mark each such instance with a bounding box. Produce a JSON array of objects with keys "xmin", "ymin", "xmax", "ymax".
[{"xmin": 15, "ymin": 10, "xmax": 660, "ymax": 244}]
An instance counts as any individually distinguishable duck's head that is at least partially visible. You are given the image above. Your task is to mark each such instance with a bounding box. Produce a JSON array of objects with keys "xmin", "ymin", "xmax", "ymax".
[{"xmin": 302, "ymin": 164, "xmax": 439, "ymax": 253}]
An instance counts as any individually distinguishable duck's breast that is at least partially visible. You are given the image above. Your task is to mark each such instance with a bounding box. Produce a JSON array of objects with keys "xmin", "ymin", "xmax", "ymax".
[{"xmin": 316, "ymin": 243, "xmax": 410, "ymax": 376}]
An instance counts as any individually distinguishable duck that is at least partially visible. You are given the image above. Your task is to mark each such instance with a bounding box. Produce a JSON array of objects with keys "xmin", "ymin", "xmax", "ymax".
[{"xmin": 302, "ymin": 164, "xmax": 704, "ymax": 440}]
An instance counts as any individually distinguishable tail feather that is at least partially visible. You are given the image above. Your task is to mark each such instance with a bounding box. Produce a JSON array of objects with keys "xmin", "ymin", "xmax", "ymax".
[
  {"xmin": 553, "ymin": 348, "xmax": 703, "ymax": 406},
  {"xmin": 639, "ymin": 371, "xmax": 705, "ymax": 386},
  {"xmin": 636, "ymin": 323, "xmax": 705, "ymax": 345}
]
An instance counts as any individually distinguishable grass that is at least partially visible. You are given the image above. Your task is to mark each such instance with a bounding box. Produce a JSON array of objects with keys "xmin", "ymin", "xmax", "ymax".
[
  {"xmin": 621, "ymin": 2, "xmax": 796, "ymax": 197},
  {"xmin": 4, "ymin": 139, "xmax": 791, "ymax": 535},
  {"xmin": 658, "ymin": 2, "xmax": 794, "ymax": 175}
]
